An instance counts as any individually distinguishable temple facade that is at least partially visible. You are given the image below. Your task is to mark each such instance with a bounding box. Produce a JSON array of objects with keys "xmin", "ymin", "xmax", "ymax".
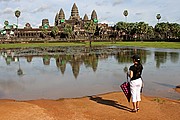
[
  {"xmin": 54, "ymin": 2, "xmax": 99, "ymax": 35},
  {"xmin": 0, "ymin": 3, "xmax": 114, "ymax": 42}
]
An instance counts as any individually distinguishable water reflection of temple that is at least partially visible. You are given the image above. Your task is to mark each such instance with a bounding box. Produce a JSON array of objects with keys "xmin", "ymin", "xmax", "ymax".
[
  {"xmin": 69, "ymin": 55, "xmax": 83, "ymax": 79},
  {"xmin": 43, "ymin": 55, "xmax": 51, "ymax": 65},
  {"xmin": 83, "ymin": 54, "xmax": 99, "ymax": 72},
  {"xmin": 25, "ymin": 56, "xmax": 33, "ymax": 63},
  {"xmin": 1, "ymin": 47, "xmax": 179, "ymax": 78},
  {"xmin": 56, "ymin": 55, "xmax": 67, "ymax": 74}
]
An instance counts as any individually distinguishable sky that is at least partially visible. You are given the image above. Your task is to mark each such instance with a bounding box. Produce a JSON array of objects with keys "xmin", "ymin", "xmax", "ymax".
[{"xmin": 0, "ymin": 0, "xmax": 180, "ymax": 29}]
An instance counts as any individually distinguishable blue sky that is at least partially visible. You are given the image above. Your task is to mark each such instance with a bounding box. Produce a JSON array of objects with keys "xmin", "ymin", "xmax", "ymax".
[{"xmin": 0, "ymin": 0, "xmax": 180, "ymax": 29}]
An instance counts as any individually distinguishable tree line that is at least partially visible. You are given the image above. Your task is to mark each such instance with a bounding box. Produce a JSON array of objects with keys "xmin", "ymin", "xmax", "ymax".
[
  {"xmin": 115, "ymin": 21, "xmax": 180, "ymax": 41},
  {"xmin": 114, "ymin": 10, "xmax": 180, "ymax": 41}
]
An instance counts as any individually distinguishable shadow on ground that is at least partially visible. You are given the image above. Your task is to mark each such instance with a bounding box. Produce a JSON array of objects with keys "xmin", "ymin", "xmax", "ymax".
[{"xmin": 89, "ymin": 96, "xmax": 131, "ymax": 112}]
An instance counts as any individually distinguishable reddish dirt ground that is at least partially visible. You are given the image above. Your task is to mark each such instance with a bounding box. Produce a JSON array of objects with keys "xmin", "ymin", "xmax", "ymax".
[{"xmin": 0, "ymin": 91, "xmax": 180, "ymax": 120}]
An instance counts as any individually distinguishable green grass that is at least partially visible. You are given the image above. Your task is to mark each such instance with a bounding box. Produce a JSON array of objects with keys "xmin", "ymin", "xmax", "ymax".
[
  {"xmin": 91, "ymin": 42, "xmax": 180, "ymax": 49},
  {"xmin": 153, "ymin": 98, "xmax": 166, "ymax": 104},
  {"xmin": 0, "ymin": 42, "xmax": 180, "ymax": 49},
  {"xmin": 0, "ymin": 42, "xmax": 86, "ymax": 49}
]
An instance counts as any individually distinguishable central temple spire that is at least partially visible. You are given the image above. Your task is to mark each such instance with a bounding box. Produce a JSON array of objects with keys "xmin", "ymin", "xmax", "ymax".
[
  {"xmin": 69, "ymin": 3, "xmax": 80, "ymax": 20},
  {"xmin": 54, "ymin": 3, "xmax": 98, "ymax": 26},
  {"xmin": 59, "ymin": 8, "xmax": 65, "ymax": 20}
]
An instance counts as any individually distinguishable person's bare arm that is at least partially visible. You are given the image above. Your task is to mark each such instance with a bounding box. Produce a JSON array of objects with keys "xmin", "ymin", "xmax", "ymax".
[{"xmin": 129, "ymin": 70, "xmax": 133, "ymax": 79}]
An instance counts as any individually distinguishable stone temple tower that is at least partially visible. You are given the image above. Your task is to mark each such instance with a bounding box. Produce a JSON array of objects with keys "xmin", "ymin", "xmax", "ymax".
[
  {"xmin": 42, "ymin": 19, "xmax": 50, "ymax": 28},
  {"xmin": 54, "ymin": 3, "xmax": 98, "ymax": 27},
  {"xmin": 55, "ymin": 8, "xmax": 65, "ymax": 26},
  {"xmin": 83, "ymin": 14, "xmax": 88, "ymax": 21},
  {"xmin": 69, "ymin": 3, "xmax": 80, "ymax": 20},
  {"xmin": 59, "ymin": 8, "xmax": 65, "ymax": 20},
  {"xmin": 91, "ymin": 10, "xmax": 98, "ymax": 23},
  {"xmin": 91, "ymin": 10, "xmax": 97, "ymax": 20}
]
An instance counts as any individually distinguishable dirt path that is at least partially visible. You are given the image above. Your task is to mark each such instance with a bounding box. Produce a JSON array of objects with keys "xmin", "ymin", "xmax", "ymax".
[{"xmin": 0, "ymin": 92, "xmax": 179, "ymax": 120}]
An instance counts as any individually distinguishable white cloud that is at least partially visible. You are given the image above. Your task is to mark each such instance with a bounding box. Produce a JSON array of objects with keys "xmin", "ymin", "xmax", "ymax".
[
  {"xmin": 0, "ymin": 0, "xmax": 11, "ymax": 2},
  {"xmin": 112, "ymin": 0, "xmax": 125, "ymax": 6},
  {"xmin": 32, "ymin": 4, "xmax": 50, "ymax": 13},
  {"xmin": 1, "ymin": 8, "xmax": 14, "ymax": 14},
  {"xmin": 0, "ymin": 0, "xmax": 20, "ymax": 2}
]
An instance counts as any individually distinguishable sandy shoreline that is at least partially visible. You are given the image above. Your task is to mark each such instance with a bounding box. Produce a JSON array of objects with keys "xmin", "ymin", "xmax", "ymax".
[{"xmin": 0, "ymin": 91, "xmax": 179, "ymax": 120}]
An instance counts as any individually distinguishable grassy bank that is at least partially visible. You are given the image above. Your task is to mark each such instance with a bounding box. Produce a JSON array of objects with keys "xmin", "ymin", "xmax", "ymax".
[
  {"xmin": 0, "ymin": 42, "xmax": 180, "ymax": 49},
  {"xmin": 91, "ymin": 42, "xmax": 180, "ymax": 49}
]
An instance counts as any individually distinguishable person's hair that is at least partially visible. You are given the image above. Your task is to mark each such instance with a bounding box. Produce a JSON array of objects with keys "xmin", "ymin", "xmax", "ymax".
[{"xmin": 134, "ymin": 62, "xmax": 143, "ymax": 78}]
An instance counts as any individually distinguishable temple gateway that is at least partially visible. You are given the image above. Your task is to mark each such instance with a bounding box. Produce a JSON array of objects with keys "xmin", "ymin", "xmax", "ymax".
[{"xmin": 0, "ymin": 3, "xmax": 115, "ymax": 42}]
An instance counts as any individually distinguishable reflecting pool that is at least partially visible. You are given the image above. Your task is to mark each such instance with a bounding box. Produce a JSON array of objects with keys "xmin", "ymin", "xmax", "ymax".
[{"xmin": 0, "ymin": 46, "xmax": 179, "ymax": 100}]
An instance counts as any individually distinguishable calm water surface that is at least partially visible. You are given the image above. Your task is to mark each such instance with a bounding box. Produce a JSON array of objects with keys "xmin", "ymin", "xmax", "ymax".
[{"xmin": 0, "ymin": 46, "xmax": 179, "ymax": 100}]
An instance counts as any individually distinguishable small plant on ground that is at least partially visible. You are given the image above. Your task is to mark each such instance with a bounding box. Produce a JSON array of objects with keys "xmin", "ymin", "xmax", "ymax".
[{"xmin": 153, "ymin": 98, "xmax": 165, "ymax": 104}]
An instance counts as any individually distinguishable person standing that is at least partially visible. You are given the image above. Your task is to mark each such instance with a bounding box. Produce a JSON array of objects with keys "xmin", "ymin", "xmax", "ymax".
[{"xmin": 129, "ymin": 54, "xmax": 143, "ymax": 112}]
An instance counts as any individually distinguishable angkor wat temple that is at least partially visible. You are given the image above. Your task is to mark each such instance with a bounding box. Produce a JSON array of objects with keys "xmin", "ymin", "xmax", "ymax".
[
  {"xmin": 55, "ymin": 3, "xmax": 98, "ymax": 26},
  {"xmin": 0, "ymin": 3, "xmax": 115, "ymax": 42}
]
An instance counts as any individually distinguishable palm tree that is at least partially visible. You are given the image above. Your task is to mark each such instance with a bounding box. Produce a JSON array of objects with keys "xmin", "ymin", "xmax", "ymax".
[
  {"xmin": 146, "ymin": 26, "xmax": 155, "ymax": 40},
  {"xmin": 127, "ymin": 22, "xmax": 136, "ymax": 40},
  {"xmin": 169, "ymin": 23, "xmax": 180, "ymax": 39},
  {"xmin": 123, "ymin": 10, "xmax": 128, "ymax": 22},
  {"xmin": 63, "ymin": 24, "xmax": 72, "ymax": 39},
  {"xmin": 4, "ymin": 20, "xmax": 9, "ymax": 26},
  {"xmin": 136, "ymin": 22, "xmax": 149, "ymax": 41},
  {"xmin": 156, "ymin": 14, "xmax": 161, "ymax": 23},
  {"xmin": 51, "ymin": 26, "xmax": 59, "ymax": 38},
  {"xmin": 84, "ymin": 20, "xmax": 96, "ymax": 47},
  {"xmin": 155, "ymin": 22, "xmax": 169, "ymax": 39},
  {"xmin": 41, "ymin": 27, "xmax": 48, "ymax": 38},
  {"xmin": 154, "ymin": 23, "xmax": 162, "ymax": 39},
  {"xmin": 15, "ymin": 10, "xmax": 21, "ymax": 37},
  {"xmin": 116, "ymin": 22, "xmax": 128, "ymax": 40}
]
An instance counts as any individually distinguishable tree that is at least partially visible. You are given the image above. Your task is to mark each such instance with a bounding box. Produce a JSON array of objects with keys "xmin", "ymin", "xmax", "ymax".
[
  {"xmin": 84, "ymin": 20, "xmax": 96, "ymax": 34},
  {"xmin": 123, "ymin": 10, "xmax": 128, "ymax": 22},
  {"xmin": 51, "ymin": 26, "xmax": 59, "ymax": 38},
  {"xmin": 4, "ymin": 20, "xmax": 9, "ymax": 26},
  {"xmin": 156, "ymin": 14, "xmax": 161, "ymax": 23},
  {"xmin": 15, "ymin": 10, "xmax": 21, "ymax": 18},
  {"xmin": 84, "ymin": 20, "xmax": 96, "ymax": 47},
  {"xmin": 116, "ymin": 22, "xmax": 137, "ymax": 40},
  {"xmin": 116, "ymin": 22, "xmax": 128, "ymax": 40},
  {"xmin": 136, "ymin": 22, "xmax": 149, "ymax": 40},
  {"xmin": 116, "ymin": 22, "xmax": 128, "ymax": 31},
  {"xmin": 169, "ymin": 23, "xmax": 180, "ymax": 39},
  {"xmin": 146, "ymin": 26, "xmax": 155, "ymax": 40},
  {"xmin": 127, "ymin": 22, "xmax": 136, "ymax": 40},
  {"xmin": 155, "ymin": 22, "xmax": 169, "ymax": 39},
  {"xmin": 41, "ymin": 27, "xmax": 48, "ymax": 38},
  {"xmin": 63, "ymin": 24, "xmax": 72, "ymax": 39},
  {"xmin": 15, "ymin": 10, "xmax": 21, "ymax": 37}
]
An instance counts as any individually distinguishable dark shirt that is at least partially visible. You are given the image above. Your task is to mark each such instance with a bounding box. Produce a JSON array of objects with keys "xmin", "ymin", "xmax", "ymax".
[{"xmin": 129, "ymin": 64, "xmax": 143, "ymax": 80}]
